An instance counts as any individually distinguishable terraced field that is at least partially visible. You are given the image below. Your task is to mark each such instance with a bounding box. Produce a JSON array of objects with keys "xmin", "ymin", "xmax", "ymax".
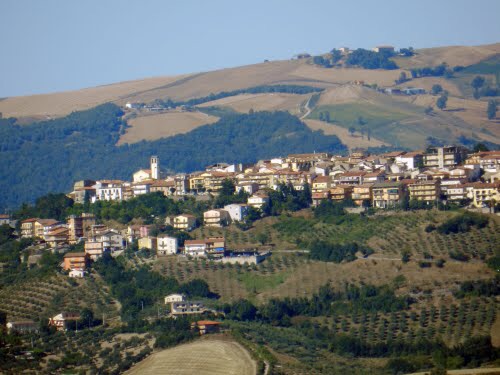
[
  {"xmin": 0, "ymin": 272, "xmax": 120, "ymax": 323},
  {"xmin": 125, "ymin": 337, "xmax": 256, "ymax": 375}
]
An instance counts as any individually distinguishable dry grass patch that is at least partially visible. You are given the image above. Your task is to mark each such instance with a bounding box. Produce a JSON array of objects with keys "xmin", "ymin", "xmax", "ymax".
[
  {"xmin": 198, "ymin": 93, "xmax": 311, "ymax": 116},
  {"xmin": 118, "ymin": 111, "xmax": 218, "ymax": 144},
  {"xmin": 125, "ymin": 337, "xmax": 256, "ymax": 375},
  {"xmin": 0, "ymin": 75, "xmax": 187, "ymax": 119}
]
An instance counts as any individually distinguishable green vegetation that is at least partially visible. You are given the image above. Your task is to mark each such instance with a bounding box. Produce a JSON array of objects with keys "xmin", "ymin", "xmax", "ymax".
[
  {"xmin": 410, "ymin": 64, "xmax": 452, "ymax": 78},
  {"xmin": 437, "ymin": 212, "xmax": 489, "ymax": 234},
  {"xmin": 436, "ymin": 94, "xmax": 448, "ymax": 110},
  {"xmin": 488, "ymin": 99, "xmax": 498, "ymax": 119},
  {"xmin": 308, "ymin": 102, "xmax": 408, "ymax": 145},
  {"xmin": 237, "ymin": 272, "xmax": 289, "ymax": 294},
  {"xmin": 462, "ymin": 54, "xmax": 500, "ymax": 86},
  {"xmin": 0, "ymin": 106, "xmax": 346, "ymax": 209},
  {"xmin": 346, "ymin": 49, "xmax": 398, "ymax": 70}
]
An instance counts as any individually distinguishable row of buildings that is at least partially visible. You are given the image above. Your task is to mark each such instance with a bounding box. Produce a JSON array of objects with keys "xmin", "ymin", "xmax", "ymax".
[{"xmin": 67, "ymin": 147, "xmax": 498, "ymax": 209}]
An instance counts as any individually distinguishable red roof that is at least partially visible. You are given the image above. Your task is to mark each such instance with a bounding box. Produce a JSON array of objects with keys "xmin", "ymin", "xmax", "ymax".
[{"xmin": 197, "ymin": 320, "xmax": 221, "ymax": 326}]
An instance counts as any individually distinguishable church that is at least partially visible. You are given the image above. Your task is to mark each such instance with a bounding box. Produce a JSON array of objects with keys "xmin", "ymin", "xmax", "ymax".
[{"xmin": 133, "ymin": 156, "xmax": 160, "ymax": 182}]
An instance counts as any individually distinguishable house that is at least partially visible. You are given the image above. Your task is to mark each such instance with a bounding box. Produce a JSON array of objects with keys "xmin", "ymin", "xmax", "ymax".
[
  {"xmin": 48, "ymin": 312, "xmax": 81, "ymax": 331},
  {"xmin": 170, "ymin": 300, "xmax": 206, "ymax": 316},
  {"xmin": 339, "ymin": 171, "xmax": 366, "ymax": 185},
  {"xmin": 164, "ymin": 293, "xmax": 185, "ymax": 304},
  {"xmin": 441, "ymin": 184, "xmax": 467, "ymax": 202},
  {"xmin": 372, "ymin": 182, "xmax": 405, "ymax": 208},
  {"xmin": 7, "ymin": 320, "xmax": 38, "ymax": 334},
  {"xmin": 157, "ymin": 235, "xmax": 178, "ymax": 255},
  {"xmin": 312, "ymin": 191, "xmax": 331, "ymax": 207},
  {"xmin": 248, "ymin": 192, "xmax": 269, "ymax": 209},
  {"xmin": 21, "ymin": 218, "xmax": 38, "ymax": 238},
  {"xmin": 67, "ymin": 213, "xmax": 95, "ymax": 243},
  {"xmin": 468, "ymin": 182, "xmax": 500, "ymax": 208},
  {"xmin": 184, "ymin": 237, "xmax": 225, "ymax": 258},
  {"xmin": 92, "ymin": 180, "xmax": 124, "ymax": 202},
  {"xmin": 408, "ymin": 180, "xmax": 441, "ymax": 203},
  {"xmin": 423, "ymin": 146, "xmax": 468, "ymax": 169},
  {"xmin": 151, "ymin": 179, "xmax": 175, "ymax": 196},
  {"xmin": 330, "ymin": 185, "xmax": 353, "ymax": 201},
  {"xmin": 223, "ymin": 204, "xmax": 249, "ymax": 222},
  {"xmin": 173, "ymin": 214, "xmax": 197, "ymax": 231},
  {"xmin": 84, "ymin": 240, "xmax": 105, "ymax": 260},
  {"xmin": 138, "ymin": 236, "xmax": 157, "ymax": 251},
  {"xmin": 204, "ymin": 209, "xmax": 231, "ymax": 227},
  {"xmin": 132, "ymin": 181, "xmax": 153, "ymax": 197},
  {"xmin": 69, "ymin": 269, "xmax": 86, "ymax": 278},
  {"xmin": 44, "ymin": 227, "xmax": 69, "ymax": 248},
  {"xmin": 352, "ymin": 183, "xmax": 374, "ymax": 206},
  {"xmin": 192, "ymin": 320, "xmax": 221, "ymax": 335},
  {"xmin": 373, "ymin": 45, "xmax": 395, "ymax": 53},
  {"xmin": 363, "ymin": 171, "xmax": 386, "ymax": 184},
  {"xmin": 0, "ymin": 214, "xmax": 11, "ymax": 226},
  {"xmin": 63, "ymin": 252, "xmax": 88, "ymax": 271},
  {"xmin": 95, "ymin": 230, "xmax": 124, "ymax": 251},
  {"xmin": 34, "ymin": 219, "xmax": 61, "ymax": 238},
  {"xmin": 312, "ymin": 176, "xmax": 331, "ymax": 192},
  {"xmin": 236, "ymin": 182, "xmax": 260, "ymax": 195}
]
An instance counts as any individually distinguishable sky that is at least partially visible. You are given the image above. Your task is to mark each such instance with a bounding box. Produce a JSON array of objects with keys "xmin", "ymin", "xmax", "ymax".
[{"xmin": 1, "ymin": 0, "xmax": 499, "ymax": 98}]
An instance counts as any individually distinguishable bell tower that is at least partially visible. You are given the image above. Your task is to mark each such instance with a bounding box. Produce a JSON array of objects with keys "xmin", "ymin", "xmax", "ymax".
[{"xmin": 151, "ymin": 156, "xmax": 159, "ymax": 179}]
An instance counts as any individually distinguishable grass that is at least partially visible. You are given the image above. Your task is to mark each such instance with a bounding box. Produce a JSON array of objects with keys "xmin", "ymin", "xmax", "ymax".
[
  {"xmin": 237, "ymin": 271, "xmax": 289, "ymax": 294},
  {"xmin": 307, "ymin": 103, "xmax": 411, "ymax": 146}
]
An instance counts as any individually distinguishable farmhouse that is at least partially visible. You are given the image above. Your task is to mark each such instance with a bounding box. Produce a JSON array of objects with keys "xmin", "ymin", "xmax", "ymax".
[
  {"xmin": 192, "ymin": 320, "xmax": 221, "ymax": 335},
  {"xmin": 49, "ymin": 312, "xmax": 81, "ymax": 331}
]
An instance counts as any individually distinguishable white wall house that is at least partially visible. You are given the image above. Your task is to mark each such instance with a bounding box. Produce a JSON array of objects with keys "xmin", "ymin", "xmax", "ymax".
[
  {"xmin": 157, "ymin": 235, "xmax": 178, "ymax": 255},
  {"xmin": 224, "ymin": 204, "xmax": 249, "ymax": 222},
  {"xmin": 92, "ymin": 181, "xmax": 123, "ymax": 202},
  {"xmin": 184, "ymin": 240, "xmax": 207, "ymax": 257},
  {"xmin": 164, "ymin": 293, "xmax": 185, "ymax": 304}
]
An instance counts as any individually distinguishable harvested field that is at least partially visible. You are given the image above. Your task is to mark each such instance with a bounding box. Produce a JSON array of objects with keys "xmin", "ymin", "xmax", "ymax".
[
  {"xmin": 290, "ymin": 64, "xmax": 402, "ymax": 87},
  {"xmin": 125, "ymin": 337, "xmax": 256, "ymax": 375},
  {"xmin": 198, "ymin": 92, "xmax": 311, "ymax": 115},
  {"xmin": 0, "ymin": 75, "xmax": 188, "ymax": 119},
  {"xmin": 118, "ymin": 111, "xmax": 218, "ymax": 144},
  {"xmin": 393, "ymin": 43, "xmax": 500, "ymax": 69}
]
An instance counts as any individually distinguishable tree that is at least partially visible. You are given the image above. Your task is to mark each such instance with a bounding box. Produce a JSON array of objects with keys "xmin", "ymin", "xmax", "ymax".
[
  {"xmin": 395, "ymin": 72, "xmax": 408, "ymax": 84},
  {"xmin": 425, "ymin": 106, "xmax": 434, "ymax": 115},
  {"xmin": 436, "ymin": 95, "xmax": 448, "ymax": 110},
  {"xmin": 256, "ymin": 232, "xmax": 270, "ymax": 245},
  {"xmin": 431, "ymin": 84, "xmax": 443, "ymax": 95},
  {"xmin": 471, "ymin": 76, "xmax": 485, "ymax": 99},
  {"xmin": 349, "ymin": 127, "xmax": 356, "ymax": 136},
  {"xmin": 473, "ymin": 143, "xmax": 490, "ymax": 153},
  {"xmin": 487, "ymin": 99, "xmax": 497, "ymax": 120}
]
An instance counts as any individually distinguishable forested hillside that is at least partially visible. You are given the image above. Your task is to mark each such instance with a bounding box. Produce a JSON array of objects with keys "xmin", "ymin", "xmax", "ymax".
[{"xmin": 0, "ymin": 104, "xmax": 346, "ymax": 209}]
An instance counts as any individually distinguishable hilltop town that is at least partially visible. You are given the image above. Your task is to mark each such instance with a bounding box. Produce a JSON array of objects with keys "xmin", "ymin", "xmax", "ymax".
[{"xmin": 6, "ymin": 146, "xmax": 498, "ymax": 272}]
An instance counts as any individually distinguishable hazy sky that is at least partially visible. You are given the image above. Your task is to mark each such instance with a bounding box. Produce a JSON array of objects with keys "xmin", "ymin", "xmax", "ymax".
[{"xmin": 1, "ymin": 0, "xmax": 499, "ymax": 97}]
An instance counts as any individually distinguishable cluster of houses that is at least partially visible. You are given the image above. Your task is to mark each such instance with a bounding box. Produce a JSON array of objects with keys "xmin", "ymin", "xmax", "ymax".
[
  {"xmin": 11, "ymin": 146, "xmax": 500, "ymax": 276},
  {"xmin": 67, "ymin": 147, "xmax": 499, "ymax": 211}
]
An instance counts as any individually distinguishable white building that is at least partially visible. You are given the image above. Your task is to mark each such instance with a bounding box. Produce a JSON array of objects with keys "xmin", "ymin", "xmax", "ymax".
[
  {"xmin": 223, "ymin": 204, "xmax": 249, "ymax": 222},
  {"xmin": 92, "ymin": 180, "xmax": 123, "ymax": 202},
  {"xmin": 69, "ymin": 269, "xmax": 86, "ymax": 278},
  {"xmin": 157, "ymin": 235, "xmax": 178, "ymax": 255},
  {"xmin": 247, "ymin": 192, "xmax": 269, "ymax": 209},
  {"xmin": 95, "ymin": 230, "xmax": 124, "ymax": 251},
  {"xmin": 165, "ymin": 293, "xmax": 185, "ymax": 304},
  {"xmin": 184, "ymin": 240, "xmax": 207, "ymax": 257},
  {"xmin": 203, "ymin": 209, "xmax": 231, "ymax": 227}
]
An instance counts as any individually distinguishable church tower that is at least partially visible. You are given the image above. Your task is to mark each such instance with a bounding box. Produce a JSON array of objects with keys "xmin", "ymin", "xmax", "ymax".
[{"xmin": 151, "ymin": 156, "xmax": 159, "ymax": 179}]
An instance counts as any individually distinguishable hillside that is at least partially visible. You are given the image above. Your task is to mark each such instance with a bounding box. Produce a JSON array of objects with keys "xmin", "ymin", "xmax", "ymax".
[
  {"xmin": 0, "ymin": 107, "xmax": 345, "ymax": 209},
  {"xmin": 1, "ymin": 42, "xmax": 499, "ymax": 151}
]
